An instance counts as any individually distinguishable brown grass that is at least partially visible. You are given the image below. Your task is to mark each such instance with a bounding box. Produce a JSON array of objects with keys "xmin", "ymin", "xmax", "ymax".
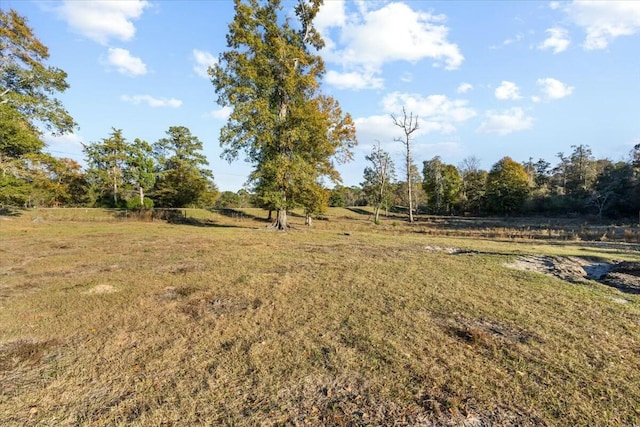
[{"xmin": 1, "ymin": 209, "xmax": 639, "ymax": 426}]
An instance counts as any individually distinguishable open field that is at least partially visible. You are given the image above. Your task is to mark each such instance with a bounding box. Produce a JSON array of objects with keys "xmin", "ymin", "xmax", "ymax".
[{"xmin": 1, "ymin": 209, "xmax": 639, "ymax": 426}]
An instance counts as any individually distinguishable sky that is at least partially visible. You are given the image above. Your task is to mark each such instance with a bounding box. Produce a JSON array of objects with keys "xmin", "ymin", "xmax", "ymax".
[{"xmin": 6, "ymin": 0, "xmax": 640, "ymax": 191}]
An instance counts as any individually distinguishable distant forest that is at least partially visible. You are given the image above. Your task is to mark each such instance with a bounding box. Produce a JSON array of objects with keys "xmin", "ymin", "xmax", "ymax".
[{"xmin": 3, "ymin": 119, "xmax": 640, "ymax": 222}]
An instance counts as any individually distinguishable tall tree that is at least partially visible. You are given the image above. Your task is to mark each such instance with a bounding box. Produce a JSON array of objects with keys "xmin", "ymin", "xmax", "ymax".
[
  {"xmin": 423, "ymin": 157, "xmax": 462, "ymax": 214},
  {"xmin": 486, "ymin": 157, "xmax": 530, "ymax": 214},
  {"xmin": 83, "ymin": 128, "xmax": 129, "ymax": 206},
  {"xmin": 392, "ymin": 107, "xmax": 419, "ymax": 222},
  {"xmin": 362, "ymin": 141, "xmax": 395, "ymax": 223},
  {"xmin": 458, "ymin": 156, "xmax": 486, "ymax": 214},
  {"xmin": 212, "ymin": 0, "xmax": 356, "ymax": 230},
  {"xmin": 153, "ymin": 126, "xmax": 216, "ymax": 208},
  {"xmin": 423, "ymin": 156, "xmax": 445, "ymax": 213},
  {"xmin": 552, "ymin": 152, "xmax": 570, "ymax": 195},
  {"xmin": 126, "ymin": 138, "xmax": 155, "ymax": 207},
  {"xmin": 0, "ymin": 10, "xmax": 75, "ymax": 134},
  {"xmin": 566, "ymin": 144, "xmax": 596, "ymax": 196},
  {"xmin": 1, "ymin": 9, "xmax": 76, "ymax": 206}
]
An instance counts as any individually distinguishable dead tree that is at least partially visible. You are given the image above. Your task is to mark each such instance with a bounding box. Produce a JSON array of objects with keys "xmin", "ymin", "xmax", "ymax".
[{"xmin": 392, "ymin": 107, "xmax": 419, "ymax": 223}]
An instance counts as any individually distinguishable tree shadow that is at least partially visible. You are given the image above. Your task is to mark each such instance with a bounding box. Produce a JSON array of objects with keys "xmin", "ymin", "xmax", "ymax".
[
  {"xmin": 0, "ymin": 206, "xmax": 24, "ymax": 217},
  {"xmin": 215, "ymin": 208, "xmax": 271, "ymax": 222},
  {"xmin": 344, "ymin": 207, "xmax": 372, "ymax": 216}
]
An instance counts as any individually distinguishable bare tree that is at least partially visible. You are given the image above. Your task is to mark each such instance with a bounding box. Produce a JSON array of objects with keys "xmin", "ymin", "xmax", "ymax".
[{"xmin": 391, "ymin": 107, "xmax": 419, "ymax": 222}]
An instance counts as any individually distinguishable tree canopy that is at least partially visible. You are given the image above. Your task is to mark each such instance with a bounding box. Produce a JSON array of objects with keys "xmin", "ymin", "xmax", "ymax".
[
  {"xmin": 211, "ymin": 0, "xmax": 356, "ymax": 229},
  {"xmin": 1, "ymin": 9, "xmax": 76, "ymax": 207},
  {"xmin": 486, "ymin": 157, "xmax": 530, "ymax": 214},
  {"xmin": 0, "ymin": 9, "xmax": 75, "ymax": 137}
]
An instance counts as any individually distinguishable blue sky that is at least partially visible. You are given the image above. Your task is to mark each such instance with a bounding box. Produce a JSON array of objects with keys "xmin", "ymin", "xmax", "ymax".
[{"xmin": 7, "ymin": 0, "xmax": 640, "ymax": 191}]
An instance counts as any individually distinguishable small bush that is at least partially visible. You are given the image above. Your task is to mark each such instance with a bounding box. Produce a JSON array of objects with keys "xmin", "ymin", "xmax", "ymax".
[{"xmin": 126, "ymin": 197, "xmax": 154, "ymax": 210}]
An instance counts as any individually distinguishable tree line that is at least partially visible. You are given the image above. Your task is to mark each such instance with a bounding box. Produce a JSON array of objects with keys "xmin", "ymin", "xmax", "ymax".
[
  {"xmin": 351, "ymin": 142, "xmax": 640, "ymax": 221},
  {"xmin": 2, "ymin": 4, "xmax": 638, "ymax": 223}
]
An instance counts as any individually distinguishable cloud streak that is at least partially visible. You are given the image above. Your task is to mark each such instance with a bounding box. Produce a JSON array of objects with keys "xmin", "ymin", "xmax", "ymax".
[{"xmin": 121, "ymin": 95, "xmax": 182, "ymax": 108}]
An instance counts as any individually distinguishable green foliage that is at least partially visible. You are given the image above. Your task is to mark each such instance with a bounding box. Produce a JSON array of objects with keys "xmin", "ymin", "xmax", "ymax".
[
  {"xmin": 152, "ymin": 126, "xmax": 216, "ymax": 208},
  {"xmin": 486, "ymin": 157, "xmax": 530, "ymax": 214},
  {"xmin": 212, "ymin": 0, "xmax": 356, "ymax": 228},
  {"xmin": 126, "ymin": 197, "xmax": 154, "ymax": 210},
  {"xmin": 215, "ymin": 191, "xmax": 241, "ymax": 208},
  {"xmin": 127, "ymin": 138, "xmax": 155, "ymax": 204},
  {"xmin": 0, "ymin": 103, "xmax": 43, "ymax": 158},
  {"xmin": 0, "ymin": 9, "xmax": 76, "ymax": 207},
  {"xmin": 83, "ymin": 128, "xmax": 130, "ymax": 206},
  {"xmin": 328, "ymin": 186, "xmax": 347, "ymax": 207},
  {"xmin": 423, "ymin": 157, "xmax": 462, "ymax": 214},
  {"xmin": 566, "ymin": 144, "xmax": 597, "ymax": 196},
  {"xmin": 362, "ymin": 142, "xmax": 395, "ymax": 221},
  {"xmin": 461, "ymin": 170, "xmax": 487, "ymax": 214},
  {"xmin": 0, "ymin": 9, "xmax": 76, "ymax": 136},
  {"xmin": 591, "ymin": 161, "xmax": 636, "ymax": 218}
]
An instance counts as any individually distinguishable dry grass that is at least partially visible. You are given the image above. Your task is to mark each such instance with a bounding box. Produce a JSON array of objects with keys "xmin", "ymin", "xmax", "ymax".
[{"xmin": 1, "ymin": 209, "xmax": 639, "ymax": 426}]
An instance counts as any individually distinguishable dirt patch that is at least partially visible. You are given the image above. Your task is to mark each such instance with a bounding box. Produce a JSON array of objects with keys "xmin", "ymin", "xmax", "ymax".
[
  {"xmin": 181, "ymin": 295, "xmax": 262, "ymax": 319},
  {"xmin": 424, "ymin": 245, "xmax": 477, "ymax": 255},
  {"xmin": 84, "ymin": 284, "xmax": 117, "ymax": 294},
  {"xmin": 599, "ymin": 262, "xmax": 640, "ymax": 294},
  {"xmin": 505, "ymin": 256, "xmax": 640, "ymax": 294}
]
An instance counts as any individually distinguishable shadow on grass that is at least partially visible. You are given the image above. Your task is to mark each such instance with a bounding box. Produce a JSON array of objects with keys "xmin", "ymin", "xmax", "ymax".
[
  {"xmin": 0, "ymin": 206, "xmax": 24, "ymax": 217},
  {"xmin": 344, "ymin": 207, "xmax": 373, "ymax": 217},
  {"xmin": 107, "ymin": 208, "xmax": 250, "ymax": 228},
  {"xmin": 167, "ymin": 217, "xmax": 240, "ymax": 228},
  {"xmin": 215, "ymin": 208, "xmax": 271, "ymax": 222}
]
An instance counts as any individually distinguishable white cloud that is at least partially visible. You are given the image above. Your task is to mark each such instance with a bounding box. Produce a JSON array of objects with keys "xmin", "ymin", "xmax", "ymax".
[
  {"xmin": 354, "ymin": 92, "xmax": 475, "ymax": 151},
  {"xmin": 381, "ymin": 91, "xmax": 476, "ymax": 135},
  {"xmin": 325, "ymin": 70, "xmax": 384, "ymax": 90},
  {"xmin": 193, "ymin": 49, "xmax": 217, "ymax": 79},
  {"xmin": 56, "ymin": 0, "xmax": 149, "ymax": 45},
  {"xmin": 43, "ymin": 132, "xmax": 84, "ymax": 148},
  {"xmin": 209, "ymin": 106, "xmax": 232, "ymax": 120},
  {"xmin": 538, "ymin": 27, "xmax": 570, "ymax": 53},
  {"xmin": 567, "ymin": 1, "xmax": 640, "ymax": 50},
  {"xmin": 106, "ymin": 48, "xmax": 147, "ymax": 76},
  {"xmin": 490, "ymin": 33, "xmax": 524, "ymax": 50},
  {"xmin": 456, "ymin": 82, "xmax": 473, "ymax": 94},
  {"xmin": 318, "ymin": 1, "xmax": 463, "ymax": 90},
  {"xmin": 336, "ymin": 3, "xmax": 463, "ymax": 70},
  {"xmin": 477, "ymin": 108, "xmax": 533, "ymax": 135},
  {"xmin": 354, "ymin": 115, "xmax": 400, "ymax": 151},
  {"xmin": 550, "ymin": 2, "xmax": 561, "ymax": 10},
  {"xmin": 537, "ymin": 77, "xmax": 574, "ymax": 100},
  {"xmin": 315, "ymin": 0, "xmax": 347, "ymax": 35},
  {"xmin": 121, "ymin": 95, "xmax": 182, "ymax": 108},
  {"xmin": 495, "ymin": 81, "xmax": 522, "ymax": 100},
  {"xmin": 502, "ymin": 33, "xmax": 523, "ymax": 46}
]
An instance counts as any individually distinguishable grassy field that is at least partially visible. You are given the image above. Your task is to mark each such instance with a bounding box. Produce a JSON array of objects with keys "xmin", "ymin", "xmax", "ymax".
[{"xmin": 1, "ymin": 208, "xmax": 639, "ymax": 426}]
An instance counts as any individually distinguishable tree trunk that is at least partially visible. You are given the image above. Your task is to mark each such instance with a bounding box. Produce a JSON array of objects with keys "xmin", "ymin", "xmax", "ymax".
[
  {"xmin": 305, "ymin": 214, "xmax": 312, "ymax": 227},
  {"xmin": 139, "ymin": 186, "xmax": 144, "ymax": 205},
  {"xmin": 407, "ymin": 154, "xmax": 414, "ymax": 223},
  {"xmin": 267, "ymin": 209, "xmax": 273, "ymax": 221},
  {"xmin": 113, "ymin": 176, "xmax": 118, "ymax": 205},
  {"xmin": 271, "ymin": 208, "xmax": 288, "ymax": 230},
  {"xmin": 374, "ymin": 206, "xmax": 380, "ymax": 223}
]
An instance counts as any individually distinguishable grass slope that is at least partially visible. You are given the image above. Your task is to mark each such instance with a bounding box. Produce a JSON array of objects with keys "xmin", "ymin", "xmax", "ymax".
[{"xmin": 1, "ymin": 210, "xmax": 639, "ymax": 426}]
